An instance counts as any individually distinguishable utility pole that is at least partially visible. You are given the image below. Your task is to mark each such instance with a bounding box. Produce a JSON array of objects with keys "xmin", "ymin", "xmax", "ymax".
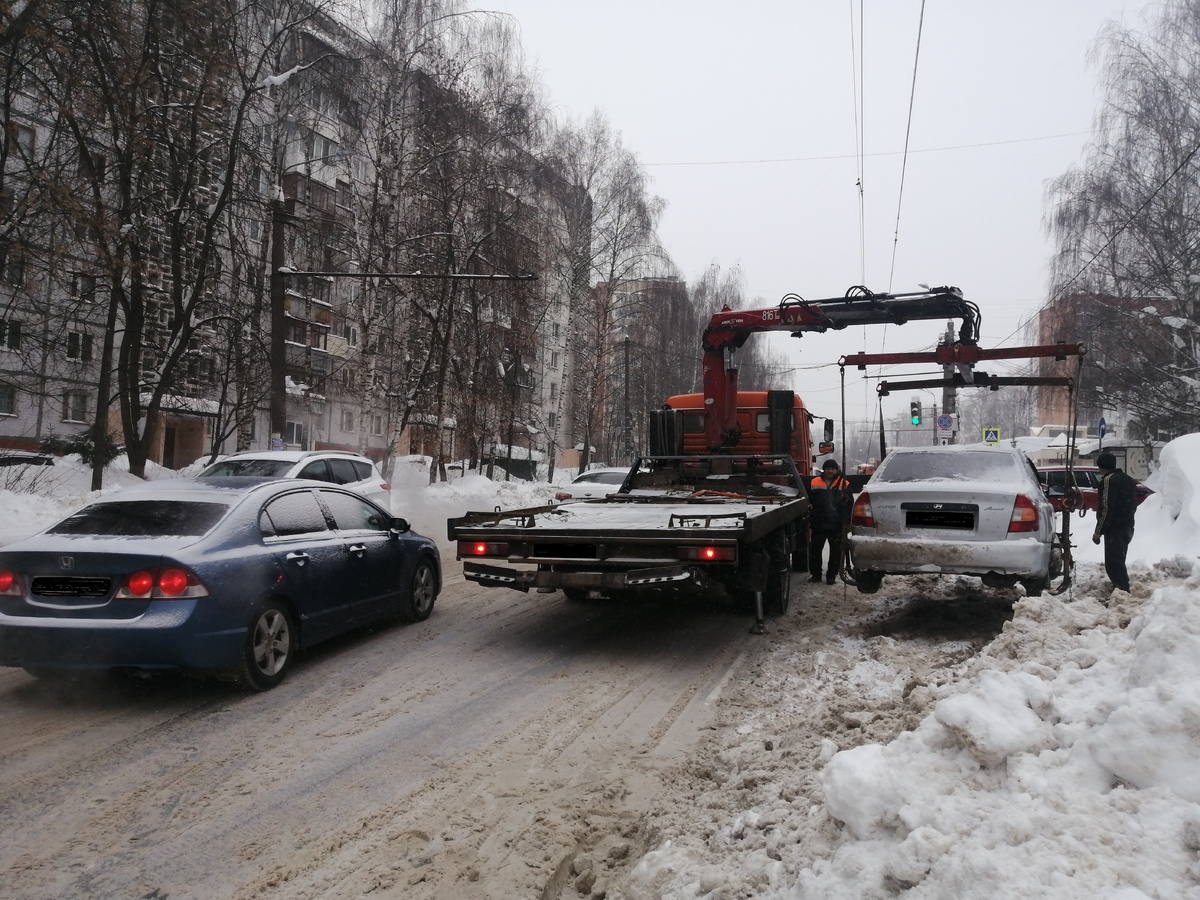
[
  {"xmin": 269, "ymin": 197, "xmax": 287, "ymax": 446},
  {"xmin": 623, "ymin": 329, "xmax": 632, "ymax": 463},
  {"xmin": 942, "ymin": 320, "xmax": 956, "ymax": 445}
]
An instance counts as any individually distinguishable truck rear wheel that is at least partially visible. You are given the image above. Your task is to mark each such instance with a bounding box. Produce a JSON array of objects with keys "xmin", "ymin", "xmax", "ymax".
[{"xmin": 763, "ymin": 531, "xmax": 792, "ymax": 616}]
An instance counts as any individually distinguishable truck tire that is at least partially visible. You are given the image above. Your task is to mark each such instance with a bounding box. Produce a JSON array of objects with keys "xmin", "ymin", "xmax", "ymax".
[{"xmin": 763, "ymin": 531, "xmax": 792, "ymax": 616}]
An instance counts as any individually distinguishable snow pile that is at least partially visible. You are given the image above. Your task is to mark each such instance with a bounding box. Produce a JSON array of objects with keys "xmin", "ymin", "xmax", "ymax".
[{"xmin": 802, "ymin": 581, "xmax": 1200, "ymax": 897}]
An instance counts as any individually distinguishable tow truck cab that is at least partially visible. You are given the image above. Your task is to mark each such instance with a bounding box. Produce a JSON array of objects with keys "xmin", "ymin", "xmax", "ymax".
[{"xmin": 651, "ymin": 390, "xmax": 830, "ymax": 477}]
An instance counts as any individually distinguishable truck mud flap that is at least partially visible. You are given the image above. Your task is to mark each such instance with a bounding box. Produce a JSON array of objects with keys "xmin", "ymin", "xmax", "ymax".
[{"xmin": 463, "ymin": 562, "xmax": 535, "ymax": 592}]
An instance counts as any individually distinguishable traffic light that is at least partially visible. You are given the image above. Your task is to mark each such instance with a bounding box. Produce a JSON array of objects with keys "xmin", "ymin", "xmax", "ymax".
[{"xmin": 910, "ymin": 400, "xmax": 922, "ymax": 426}]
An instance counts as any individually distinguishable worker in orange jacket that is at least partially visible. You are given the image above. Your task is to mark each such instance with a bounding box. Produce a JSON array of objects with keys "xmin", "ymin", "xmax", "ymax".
[{"xmin": 808, "ymin": 458, "xmax": 852, "ymax": 584}]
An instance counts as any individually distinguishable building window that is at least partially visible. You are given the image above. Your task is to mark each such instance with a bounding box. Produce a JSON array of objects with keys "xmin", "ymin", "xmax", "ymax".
[
  {"xmin": 62, "ymin": 390, "xmax": 88, "ymax": 423},
  {"xmin": 370, "ymin": 414, "xmax": 383, "ymax": 436},
  {"xmin": 548, "ymin": 411, "xmax": 557, "ymax": 430},
  {"xmin": 552, "ymin": 322, "xmax": 560, "ymax": 338},
  {"xmin": 66, "ymin": 330, "xmax": 94, "ymax": 361},
  {"xmin": 340, "ymin": 408, "xmax": 355, "ymax": 432},
  {"xmin": 73, "ymin": 274, "xmax": 98, "ymax": 303},
  {"xmin": 548, "ymin": 350, "xmax": 559, "ymax": 369},
  {"xmin": 77, "ymin": 152, "xmax": 107, "ymax": 182},
  {"xmin": 0, "ymin": 384, "xmax": 15, "ymax": 416},
  {"xmin": 284, "ymin": 321, "xmax": 306, "ymax": 344},
  {"xmin": 0, "ymin": 243, "xmax": 24, "ymax": 286},
  {"xmin": 0, "ymin": 318, "xmax": 20, "ymax": 350},
  {"xmin": 306, "ymin": 131, "xmax": 339, "ymax": 162},
  {"xmin": 5, "ymin": 123, "xmax": 34, "ymax": 160},
  {"xmin": 549, "ymin": 382, "xmax": 557, "ymax": 400},
  {"xmin": 284, "ymin": 421, "xmax": 307, "ymax": 448}
]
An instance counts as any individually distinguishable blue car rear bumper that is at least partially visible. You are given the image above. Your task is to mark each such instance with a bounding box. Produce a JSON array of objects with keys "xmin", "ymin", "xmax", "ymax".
[{"xmin": 0, "ymin": 600, "xmax": 247, "ymax": 672}]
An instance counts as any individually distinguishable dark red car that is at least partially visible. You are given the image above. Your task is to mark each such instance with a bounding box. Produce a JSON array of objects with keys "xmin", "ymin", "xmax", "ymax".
[{"xmin": 1036, "ymin": 466, "xmax": 1152, "ymax": 513}]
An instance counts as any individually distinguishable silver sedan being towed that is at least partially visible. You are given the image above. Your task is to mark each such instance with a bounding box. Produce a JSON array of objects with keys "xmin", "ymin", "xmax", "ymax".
[{"xmin": 848, "ymin": 443, "xmax": 1061, "ymax": 596}]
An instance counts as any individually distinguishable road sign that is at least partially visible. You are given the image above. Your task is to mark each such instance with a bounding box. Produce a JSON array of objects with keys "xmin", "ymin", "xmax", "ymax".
[
  {"xmin": 936, "ymin": 413, "xmax": 953, "ymax": 431},
  {"xmin": 983, "ymin": 427, "xmax": 1001, "ymax": 444},
  {"xmin": 1098, "ymin": 417, "xmax": 1107, "ymax": 438}
]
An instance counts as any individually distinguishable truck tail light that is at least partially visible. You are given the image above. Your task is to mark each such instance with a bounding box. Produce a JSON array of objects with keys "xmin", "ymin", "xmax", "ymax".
[
  {"xmin": 0, "ymin": 566, "xmax": 20, "ymax": 596},
  {"xmin": 1008, "ymin": 495, "xmax": 1040, "ymax": 533},
  {"xmin": 459, "ymin": 540, "xmax": 510, "ymax": 558},
  {"xmin": 851, "ymin": 492, "xmax": 875, "ymax": 528},
  {"xmin": 116, "ymin": 566, "xmax": 209, "ymax": 599},
  {"xmin": 678, "ymin": 545, "xmax": 736, "ymax": 562}
]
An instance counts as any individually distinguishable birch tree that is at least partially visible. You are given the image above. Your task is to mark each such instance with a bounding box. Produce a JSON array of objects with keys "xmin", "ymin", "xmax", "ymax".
[{"xmin": 1046, "ymin": 0, "xmax": 1200, "ymax": 439}]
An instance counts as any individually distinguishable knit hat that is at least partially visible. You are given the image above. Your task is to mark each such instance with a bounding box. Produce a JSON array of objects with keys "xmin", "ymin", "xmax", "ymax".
[
  {"xmin": 1096, "ymin": 451, "xmax": 1117, "ymax": 470},
  {"xmin": 822, "ymin": 459, "xmax": 840, "ymax": 471}
]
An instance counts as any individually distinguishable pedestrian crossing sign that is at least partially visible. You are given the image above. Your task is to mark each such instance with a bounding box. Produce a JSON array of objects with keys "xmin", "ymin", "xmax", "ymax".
[{"xmin": 983, "ymin": 427, "xmax": 1000, "ymax": 444}]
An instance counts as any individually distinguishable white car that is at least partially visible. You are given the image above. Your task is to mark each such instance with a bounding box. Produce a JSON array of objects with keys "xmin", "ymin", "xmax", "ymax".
[
  {"xmin": 553, "ymin": 466, "xmax": 631, "ymax": 502},
  {"xmin": 197, "ymin": 450, "xmax": 391, "ymax": 506},
  {"xmin": 848, "ymin": 443, "xmax": 1061, "ymax": 596}
]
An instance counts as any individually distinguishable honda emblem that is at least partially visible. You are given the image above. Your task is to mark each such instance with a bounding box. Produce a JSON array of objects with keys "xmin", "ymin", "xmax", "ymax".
[{"xmin": 59, "ymin": 556, "xmax": 74, "ymax": 570}]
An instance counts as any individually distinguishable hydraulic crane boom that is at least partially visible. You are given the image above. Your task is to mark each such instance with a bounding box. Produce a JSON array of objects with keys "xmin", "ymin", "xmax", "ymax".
[{"xmin": 701, "ymin": 284, "xmax": 981, "ymax": 451}]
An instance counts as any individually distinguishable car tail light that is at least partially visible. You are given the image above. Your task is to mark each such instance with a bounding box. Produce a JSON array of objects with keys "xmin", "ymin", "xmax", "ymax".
[
  {"xmin": 678, "ymin": 545, "xmax": 737, "ymax": 562},
  {"xmin": 459, "ymin": 540, "xmax": 509, "ymax": 558},
  {"xmin": 851, "ymin": 492, "xmax": 875, "ymax": 528},
  {"xmin": 125, "ymin": 570, "xmax": 155, "ymax": 596},
  {"xmin": 0, "ymin": 566, "xmax": 19, "ymax": 596},
  {"xmin": 1008, "ymin": 495, "xmax": 1040, "ymax": 533},
  {"xmin": 116, "ymin": 566, "xmax": 209, "ymax": 599},
  {"xmin": 554, "ymin": 492, "xmax": 572, "ymax": 501},
  {"xmin": 380, "ymin": 482, "xmax": 391, "ymax": 491}
]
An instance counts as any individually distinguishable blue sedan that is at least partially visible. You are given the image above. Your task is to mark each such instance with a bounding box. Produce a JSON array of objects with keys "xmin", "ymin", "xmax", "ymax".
[{"xmin": 0, "ymin": 478, "xmax": 441, "ymax": 690}]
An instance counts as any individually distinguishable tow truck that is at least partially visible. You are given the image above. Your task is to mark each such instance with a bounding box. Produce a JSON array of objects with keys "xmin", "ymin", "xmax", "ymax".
[{"xmin": 450, "ymin": 284, "xmax": 988, "ymax": 627}]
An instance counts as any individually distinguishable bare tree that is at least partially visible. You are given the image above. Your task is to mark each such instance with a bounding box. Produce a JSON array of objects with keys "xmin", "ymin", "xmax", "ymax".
[
  {"xmin": 544, "ymin": 111, "xmax": 664, "ymax": 470},
  {"xmin": 1046, "ymin": 0, "xmax": 1200, "ymax": 439}
]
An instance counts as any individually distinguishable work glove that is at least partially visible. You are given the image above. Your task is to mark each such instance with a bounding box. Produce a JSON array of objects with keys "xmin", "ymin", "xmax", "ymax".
[{"xmin": 1092, "ymin": 534, "xmax": 1101, "ymax": 545}]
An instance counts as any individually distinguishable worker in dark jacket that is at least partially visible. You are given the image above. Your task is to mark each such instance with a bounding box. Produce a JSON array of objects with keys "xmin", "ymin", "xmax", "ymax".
[
  {"xmin": 809, "ymin": 459, "xmax": 852, "ymax": 584},
  {"xmin": 1092, "ymin": 451, "xmax": 1138, "ymax": 593}
]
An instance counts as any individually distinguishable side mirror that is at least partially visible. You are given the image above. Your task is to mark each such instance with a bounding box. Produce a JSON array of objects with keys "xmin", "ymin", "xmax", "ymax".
[
  {"xmin": 817, "ymin": 441, "xmax": 835, "ymax": 455},
  {"xmin": 389, "ymin": 516, "xmax": 411, "ymax": 535},
  {"xmin": 823, "ymin": 418, "xmax": 834, "ymax": 443}
]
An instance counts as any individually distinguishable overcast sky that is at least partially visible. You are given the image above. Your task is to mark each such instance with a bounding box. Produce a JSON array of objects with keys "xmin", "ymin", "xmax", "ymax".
[{"xmin": 483, "ymin": 1, "xmax": 1144, "ymax": 431}]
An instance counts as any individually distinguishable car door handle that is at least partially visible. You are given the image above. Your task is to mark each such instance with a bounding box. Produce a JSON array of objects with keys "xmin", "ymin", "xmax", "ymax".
[
  {"xmin": 347, "ymin": 543, "xmax": 367, "ymax": 556},
  {"xmin": 286, "ymin": 551, "xmax": 310, "ymax": 567}
]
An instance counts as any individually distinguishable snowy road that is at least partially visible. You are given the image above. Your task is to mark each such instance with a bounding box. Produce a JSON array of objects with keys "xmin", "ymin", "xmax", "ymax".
[{"xmin": 0, "ymin": 556, "xmax": 1021, "ymax": 900}]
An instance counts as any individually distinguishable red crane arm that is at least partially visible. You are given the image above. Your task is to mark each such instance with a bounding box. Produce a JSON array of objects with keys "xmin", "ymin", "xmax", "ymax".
[{"xmin": 701, "ymin": 285, "xmax": 980, "ymax": 451}]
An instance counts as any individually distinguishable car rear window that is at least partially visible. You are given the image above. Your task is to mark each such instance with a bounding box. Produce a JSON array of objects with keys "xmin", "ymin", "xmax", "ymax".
[
  {"xmin": 876, "ymin": 451, "xmax": 1025, "ymax": 483},
  {"xmin": 202, "ymin": 459, "xmax": 295, "ymax": 477},
  {"xmin": 49, "ymin": 500, "xmax": 229, "ymax": 536}
]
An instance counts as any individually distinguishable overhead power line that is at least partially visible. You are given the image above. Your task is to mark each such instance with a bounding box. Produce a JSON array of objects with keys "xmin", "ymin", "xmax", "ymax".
[
  {"xmin": 887, "ymin": 0, "xmax": 927, "ymax": 292},
  {"xmin": 640, "ymin": 132, "xmax": 1091, "ymax": 168}
]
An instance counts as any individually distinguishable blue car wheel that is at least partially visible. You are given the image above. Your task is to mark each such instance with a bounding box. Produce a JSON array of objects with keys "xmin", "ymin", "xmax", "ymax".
[
  {"xmin": 234, "ymin": 600, "xmax": 295, "ymax": 691},
  {"xmin": 399, "ymin": 560, "xmax": 437, "ymax": 623}
]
